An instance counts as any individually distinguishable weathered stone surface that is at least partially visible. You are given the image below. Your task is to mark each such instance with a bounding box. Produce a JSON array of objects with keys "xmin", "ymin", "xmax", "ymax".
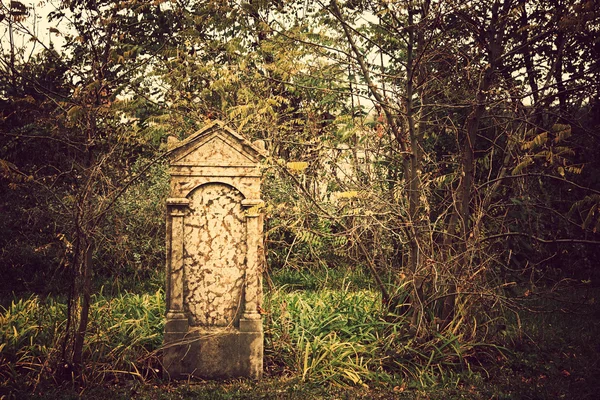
[
  {"xmin": 163, "ymin": 121, "xmax": 264, "ymax": 380},
  {"xmin": 162, "ymin": 329, "xmax": 263, "ymax": 380},
  {"xmin": 184, "ymin": 183, "xmax": 246, "ymax": 327}
]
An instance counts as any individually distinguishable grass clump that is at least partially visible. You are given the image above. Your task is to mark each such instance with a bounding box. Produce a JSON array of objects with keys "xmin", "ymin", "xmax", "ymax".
[
  {"xmin": 82, "ymin": 289, "xmax": 165, "ymax": 382},
  {"xmin": 264, "ymin": 284, "xmax": 503, "ymax": 389},
  {"xmin": 265, "ymin": 287, "xmax": 381, "ymax": 385},
  {"xmin": 0, "ymin": 290, "xmax": 164, "ymax": 395},
  {"xmin": 0, "ymin": 296, "xmax": 66, "ymax": 393}
]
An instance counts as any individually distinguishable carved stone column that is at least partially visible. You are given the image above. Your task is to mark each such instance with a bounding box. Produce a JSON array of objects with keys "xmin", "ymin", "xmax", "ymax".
[
  {"xmin": 240, "ymin": 199, "xmax": 264, "ymax": 333},
  {"xmin": 165, "ymin": 198, "xmax": 189, "ymax": 334}
]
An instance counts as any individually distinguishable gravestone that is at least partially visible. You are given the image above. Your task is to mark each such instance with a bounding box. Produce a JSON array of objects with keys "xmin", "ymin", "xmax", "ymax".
[{"xmin": 162, "ymin": 121, "xmax": 265, "ymax": 380}]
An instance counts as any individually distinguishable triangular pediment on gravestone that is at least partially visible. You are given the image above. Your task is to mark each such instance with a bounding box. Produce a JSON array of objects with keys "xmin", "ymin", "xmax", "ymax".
[
  {"xmin": 174, "ymin": 134, "xmax": 255, "ymax": 165},
  {"xmin": 168, "ymin": 121, "xmax": 264, "ymax": 165}
]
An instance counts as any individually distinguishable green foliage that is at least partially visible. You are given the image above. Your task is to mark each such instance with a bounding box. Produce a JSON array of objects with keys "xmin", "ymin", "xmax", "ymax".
[
  {"xmin": 265, "ymin": 288, "xmax": 379, "ymax": 385},
  {"xmin": 262, "ymin": 169, "xmax": 351, "ymax": 272},
  {"xmin": 96, "ymin": 159, "xmax": 169, "ymax": 293},
  {"xmin": 264, "ymin": 285, "xmax": 505, "ymax": 388},
  {"xmin": 0, "ymin": 282, "xmax": 502, "ymax": 391},
  {"xmin": 80, "ymin": 289, "xmax": 165, "ymax": 382},
  {"xmin": 2, "ymin": 283, "xmax": 599, "ymax": 399},
  {"xmin": 270, "ymin": 266, "xmax": 373, "ymax": 291},
  {"xmin": 0, "ymin": 290, "xmax": 164, "ymax": 391},
  {"xmin": 0, "ymin": 296, "xmax": 66, "ymax": 377}
]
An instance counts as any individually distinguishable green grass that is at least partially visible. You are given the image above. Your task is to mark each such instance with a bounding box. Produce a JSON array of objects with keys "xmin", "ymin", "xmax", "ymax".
[
  {"xmin": 1, "ymin": 277, "xmax": 599, "ymax": 399},
  {"xmin": 265, "ymin": 287, "xmax": 383, "ymax": 385},
  {"xmin": 268, "ymin": 266, "xmax": 375, "ymax": 291},
  {"xmin": 264, "ymin": 281, "xmax": 513, "ymax": 391},
  {"xmin": 0, "ymin": 290, "xmax": 164, "ymax": 395}
]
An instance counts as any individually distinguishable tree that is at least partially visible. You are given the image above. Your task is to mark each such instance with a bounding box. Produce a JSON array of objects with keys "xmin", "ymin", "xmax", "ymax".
[
  {"xmin": 151, "ymin": 0, "xmax": 600, "ymax": 337},
  {"xmin": 264, "ymin": 0, "xmax": 600, "ymax": 335},
  {"xmin": 0, "ymin": 0, "xmax": 176, "ymax": 375}
]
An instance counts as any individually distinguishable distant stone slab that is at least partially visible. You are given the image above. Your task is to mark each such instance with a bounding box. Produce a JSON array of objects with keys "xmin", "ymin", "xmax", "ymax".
[{"xmin": 163, "ymin": 121, "xmax": 265, "ymax": 380}]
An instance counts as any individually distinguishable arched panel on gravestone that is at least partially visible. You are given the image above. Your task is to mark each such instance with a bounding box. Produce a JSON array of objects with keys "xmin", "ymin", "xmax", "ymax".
[{"xmin": 183, "ymin": 182, "xmax": 247, "ymax": 328}]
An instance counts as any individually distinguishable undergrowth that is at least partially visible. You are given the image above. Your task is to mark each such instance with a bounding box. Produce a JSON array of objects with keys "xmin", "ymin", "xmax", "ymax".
[
  {"xmin": 264, "ymin": 285, "xmax": 507, "ymax": 389},
  {"xmin": 2, "ymin": 275, "xmax": 598, "ymax": 399},
  {"xmin": 0, "ymin": 291, "xmax": 164, "ymax": 396}
]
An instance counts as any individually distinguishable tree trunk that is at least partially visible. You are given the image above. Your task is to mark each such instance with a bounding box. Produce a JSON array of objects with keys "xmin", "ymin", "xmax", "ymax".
[
  {"xmin": 440, "ymin": 0, "xmax": 505, "ymax": 329},
  {"xmin": 72, "ymin": 240, "xmax": 93, "ymax": 371}
]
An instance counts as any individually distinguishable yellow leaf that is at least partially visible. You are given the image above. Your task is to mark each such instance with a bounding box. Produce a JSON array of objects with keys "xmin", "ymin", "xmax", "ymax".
[
  {"xmin": 286, "ymin": 161, "xmax": 308, "ymax": 172},
  {"xmin": 512, "ymin": 158, "xmax": 533, "ymax": 175},
  {"xmin": 336, "ymin": 191, "xmax": 358, "ymax": 199},
  {"xmin": 552, "ymin": 124, "xmax": 572, "ymax": 142},
  {"xmin": 533, "ymin": 132, "xmax": 548, "ymax": 147}
]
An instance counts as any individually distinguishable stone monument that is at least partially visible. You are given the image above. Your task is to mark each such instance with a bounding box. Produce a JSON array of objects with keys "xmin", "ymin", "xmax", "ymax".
[{"xmin": 162, "ymin": 120, "xmax": 265, "ymax": 379}]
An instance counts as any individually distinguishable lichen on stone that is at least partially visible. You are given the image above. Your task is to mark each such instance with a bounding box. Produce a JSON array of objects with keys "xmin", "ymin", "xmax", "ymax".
[{"xmin": 183, "ymin": 183, "xmax": 247, "ymax": 327}]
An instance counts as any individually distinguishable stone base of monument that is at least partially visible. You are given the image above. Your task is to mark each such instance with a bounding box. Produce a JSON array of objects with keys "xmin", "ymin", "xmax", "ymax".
[{"xmin": 163, "ymin": 317, "xmax": 263, "ymax": 380}]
